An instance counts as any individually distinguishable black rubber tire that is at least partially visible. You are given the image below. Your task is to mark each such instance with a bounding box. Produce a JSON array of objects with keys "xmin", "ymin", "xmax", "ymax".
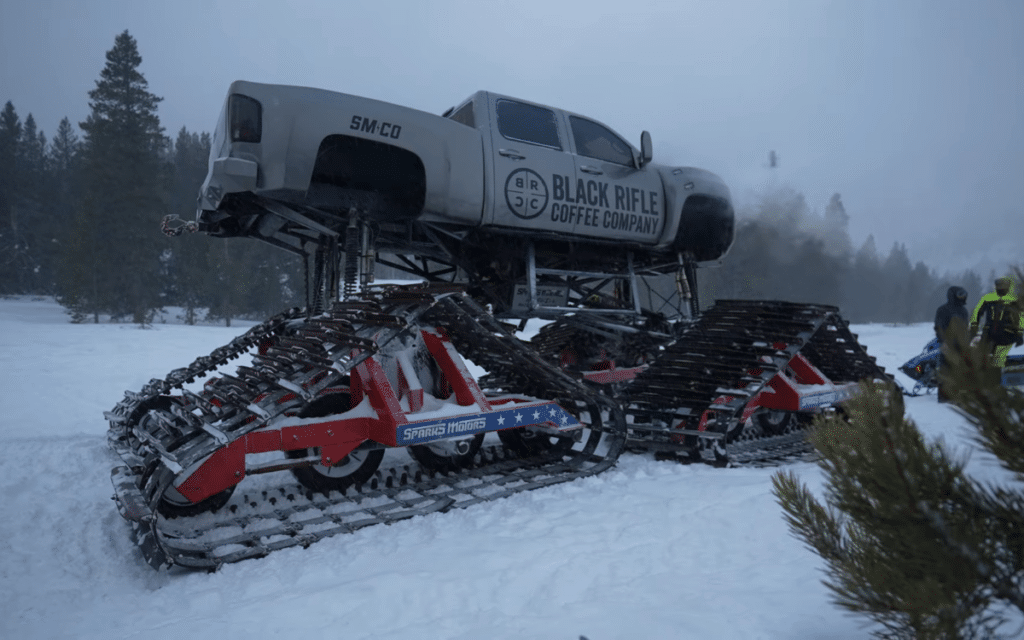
[
  {"xmin": 498, "ymin": 428, "xmax": 570, "ymax": 457},
  {"xmin": 408, "ymin": 433, "xmax": 484, "ymax": 472},
  {"xmin": 286, "ymin": 393, "xmax": 383, "ymax": 494},
  {"xmin": 497, "ymin": 391, "xmax": 606, "ymax": 456},
  {"xmin": 158, "ymin": 485, "xmax": 236, "ymax": 519},
  {"xmin": 754, "ymin": 410, "xmax": 797, "ymax": 436},
  {"xmin": 497, "ymin": 397, "xmax": 583, "ymax": 458}
]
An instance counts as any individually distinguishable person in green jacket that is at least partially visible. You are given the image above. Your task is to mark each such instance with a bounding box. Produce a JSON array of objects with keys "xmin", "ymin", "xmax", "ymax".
[{"xmin": 970, "ymin": 276, "xmax": 1024, "ymax": 368}]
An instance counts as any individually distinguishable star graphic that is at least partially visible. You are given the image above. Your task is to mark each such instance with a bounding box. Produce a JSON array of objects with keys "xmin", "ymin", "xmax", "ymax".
[
  {"xmin": 497, "ymin": 415, "xmax": 505, "ymax": 426},
  {"xmin": 548, "ymin": 406, "xmax": 558, "ymax": 418},
  {"xmin": 515, "ymin": 412, "xmax": 523, "ymax": 423},
  {"xmin": 532, "ymin": 410, "xmax": 541, "ymax": 421},
  {"xmin": 560, "ymin": 415, "xmax": 569, "ymax": 425}
]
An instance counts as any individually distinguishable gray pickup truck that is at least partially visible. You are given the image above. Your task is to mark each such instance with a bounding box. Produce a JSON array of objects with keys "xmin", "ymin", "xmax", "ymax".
[{"xmin": 198, "ymin": 81, "xmax": 733, "ymax": 268}]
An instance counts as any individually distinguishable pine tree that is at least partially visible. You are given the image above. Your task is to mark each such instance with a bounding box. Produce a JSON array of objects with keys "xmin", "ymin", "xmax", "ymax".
[
  {"xmin": 50, "ymin": 118, "xmax": 79, "ymax": 178},
  {"xmin": 786, "ymin": 235, "xmax": 844, "ymax": 307},
  {"xmin": 772, "ymin": 283, "xmax": 1024, "ymax": 638},
  {"xmin": 906, "ymin": 260, "xmax": 935, "ymax": 323},
  {"xmin": 960, "ymin": 270, "xmax": 983, "ymax": 308},
  {"xmin": 705, "ymin": 219, "xmax": 779, "ymax": 300},
  {"xmin": 205, "ymin": 238, "xmax": 250, "ymax": 326},
  {"xmin": 60, "ymin": 30, "xmax": 168, "ymax": 324},
  {"xmin": 167, "ymin": 127, "xmax": 212, "ymax": 323},
  {"xmin": 16, "ymin": 114, "xmax": 51, "ymax": 293},
  {"xmin": 0, "ymin": 102, "xmax": 22, "ymax": 294},
  {"xmin": 881, "ymin": 243, "xmax": 913, "ymax": 323},
  {"xmin": 822, "ymin": 193, "xmax": 853, "ymax": 260},
  {"xmin": 0, "ymin": 112, "xmax": 50, "ymax": 293},
  {"xmin": 756, "ymin": 185, "xmax": 809, "ymax": 230},
  {"xmin": 48, "ymin": 117, "xmax": 80, "ymax": 281},
  {"xmin": 845, "ymin": 234, "xmax": 884, "ymax": 321}
]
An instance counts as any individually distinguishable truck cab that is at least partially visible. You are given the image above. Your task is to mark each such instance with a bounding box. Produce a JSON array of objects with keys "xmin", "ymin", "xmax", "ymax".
[{"xmin": 444, "ymin": 91, "xmax": 733, "ymax": 261}]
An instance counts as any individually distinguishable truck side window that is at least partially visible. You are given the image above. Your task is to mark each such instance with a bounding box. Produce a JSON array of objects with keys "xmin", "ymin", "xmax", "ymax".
[
  {"xmin": 448, "ymin": 102, "xmax": 475, "ymax": 128},
  {"xmin": 496, "ymin": 100, "xmax": 562, "ymax": 150},
  {"xmin": 569, "ymin": 116, "xmax": 633, "ymax": 166}
]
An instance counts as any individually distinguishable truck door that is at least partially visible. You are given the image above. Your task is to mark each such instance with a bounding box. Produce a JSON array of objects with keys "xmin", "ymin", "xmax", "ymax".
[
  {"xmin": 565, "ymin": 115, "xmax": 664, "ymax": 244},
  {"xmin": 488, "ymin": 98, "xmax": 577, "ymax": 234}
]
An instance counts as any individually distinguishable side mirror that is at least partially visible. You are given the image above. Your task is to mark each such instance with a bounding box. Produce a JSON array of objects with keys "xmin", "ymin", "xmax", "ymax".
[{"xmin": 639, "ymin": 131, "xmax": 653, "ymax": 167}]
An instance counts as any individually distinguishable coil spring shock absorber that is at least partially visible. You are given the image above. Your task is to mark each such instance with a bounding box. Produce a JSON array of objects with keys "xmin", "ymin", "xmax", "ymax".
[
  {"xmin": 344, "ymin": 211, "xmax": 360, "ymax": 299},
  {"xmin": 676, "ymin": 252, "xmax": 698, "ymax": 318}
]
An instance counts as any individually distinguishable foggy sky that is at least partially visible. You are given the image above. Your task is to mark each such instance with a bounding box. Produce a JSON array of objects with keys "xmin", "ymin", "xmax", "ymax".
[{"xmin": 2, "ymin": 0, "xmax": 1021, "ymax": 278}]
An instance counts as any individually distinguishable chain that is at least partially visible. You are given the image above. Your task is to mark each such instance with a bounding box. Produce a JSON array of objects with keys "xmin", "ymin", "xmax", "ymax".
[{"xmin": 161, "ymin": 215, "xmax": 199, "ymax": 237}]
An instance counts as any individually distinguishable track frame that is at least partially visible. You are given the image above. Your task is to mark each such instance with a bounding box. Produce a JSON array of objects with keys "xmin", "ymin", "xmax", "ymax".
[{"xmin": 107, "ymin": 285, "xmax": 626, "ymax": 569}]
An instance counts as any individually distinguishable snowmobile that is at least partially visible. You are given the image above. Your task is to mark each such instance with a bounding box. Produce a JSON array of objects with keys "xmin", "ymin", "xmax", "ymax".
[
  {"xmin": 898, "ymin": 337, "xmax": 941, "ymax": 396},
  {"xmin": 107, "ymin": 82, "xmax": 890, "ymax": 569},
  {"xmin": 1005, "ymin": 356, "xmax": 1024, "ymax": 388},
  {"xmin": 897, "ymin": 336, "xmax": 1024, "ymax": 395}
]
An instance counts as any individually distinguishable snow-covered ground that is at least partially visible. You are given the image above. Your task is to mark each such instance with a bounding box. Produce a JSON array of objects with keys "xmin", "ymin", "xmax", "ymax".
[{"xmin": 1, "ymin": 296, "xmax": 1020, "ymax": 640}]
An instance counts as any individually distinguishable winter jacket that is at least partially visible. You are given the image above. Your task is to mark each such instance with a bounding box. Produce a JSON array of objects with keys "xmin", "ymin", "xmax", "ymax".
[
  {"xmin": 971, "ymin": 278, "xmax": 1023, "ymax": 346},
  {"xmin": 934, "ymin": 286, "xmax": 969, "ymax": 343}
]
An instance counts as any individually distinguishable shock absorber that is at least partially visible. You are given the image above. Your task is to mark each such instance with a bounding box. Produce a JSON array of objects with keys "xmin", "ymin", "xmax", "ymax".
[
  {"xmin": 676, "ymin": 252, "xmax": 699, "ymax": 318},
  {"xmin": 344, "ymin": 210, "xmax": 360, "ymax": 299},
  {"xmin": 360, "ymin": 222, "xmax": 375, "ymax": 286}
]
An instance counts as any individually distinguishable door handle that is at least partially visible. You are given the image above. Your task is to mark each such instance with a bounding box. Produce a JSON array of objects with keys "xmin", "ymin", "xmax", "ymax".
[
  {"xmin": 499, "ymin": 148, "xmax": 525, "ymax": 160},
  {"xmin": 580, "ymin": 165, "xmax": 603, "ymax": 175}
]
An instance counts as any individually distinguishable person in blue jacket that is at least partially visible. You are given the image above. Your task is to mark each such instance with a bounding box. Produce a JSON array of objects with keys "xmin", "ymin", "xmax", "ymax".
[{"xmin": 933, "ymin": 286, "xmax": 969, "ymax": 402}]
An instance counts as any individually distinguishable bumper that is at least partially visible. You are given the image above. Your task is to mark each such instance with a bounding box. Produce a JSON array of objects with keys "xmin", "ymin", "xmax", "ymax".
[{"xmin": 198, "ymin": 156, "xmax": 259, "ymax": 211}]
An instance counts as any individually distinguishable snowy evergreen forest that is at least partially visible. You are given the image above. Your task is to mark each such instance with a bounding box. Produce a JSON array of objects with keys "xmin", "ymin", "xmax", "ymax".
[{"xmin": 0, "ymin": 31, "xmax": 993, "ymax": 325}]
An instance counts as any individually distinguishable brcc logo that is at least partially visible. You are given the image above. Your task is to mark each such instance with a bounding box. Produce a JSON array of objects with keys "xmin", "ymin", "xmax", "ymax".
[{"xmin": 504, "ymin": 169, "xmax": 548, "ymax": 219}]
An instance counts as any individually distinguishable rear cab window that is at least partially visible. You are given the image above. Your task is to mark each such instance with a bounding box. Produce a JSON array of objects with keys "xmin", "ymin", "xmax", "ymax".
[
  {"xmin": 496, "ymin": 100, "xmax": 562, "ymax": 150},
  {"xmin": 447, "ymin": 101, "xmax": 476, "ymax": 128},
  {"xmin": 569, "ymin": 116, "xmax": 633, "ymax": 166}
]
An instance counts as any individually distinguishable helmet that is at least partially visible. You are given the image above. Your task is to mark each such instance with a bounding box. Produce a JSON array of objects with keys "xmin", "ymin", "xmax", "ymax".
[
  {"xmin": 995, "ymin": 276, "xmax": 1011, "ymax": 297},
  {"xmin": 948, "ymin": 285, "xmax": 968, "ymax": 305}
]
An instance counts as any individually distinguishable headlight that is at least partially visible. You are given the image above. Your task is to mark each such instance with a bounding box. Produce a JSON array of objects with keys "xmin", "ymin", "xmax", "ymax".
[{"xmin": 229, "ymin": 94, "xmax": 262, "ymax": 143}]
